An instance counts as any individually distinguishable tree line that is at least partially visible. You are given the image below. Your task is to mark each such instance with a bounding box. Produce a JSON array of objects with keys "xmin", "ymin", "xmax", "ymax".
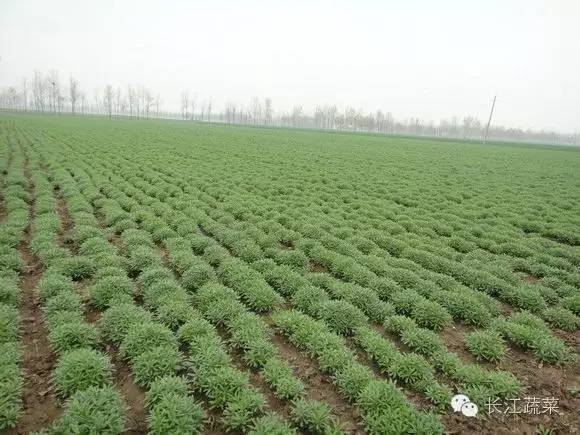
[{"xmin": 0, "ymin": 69, "xmax": 577, "ymax": 146}]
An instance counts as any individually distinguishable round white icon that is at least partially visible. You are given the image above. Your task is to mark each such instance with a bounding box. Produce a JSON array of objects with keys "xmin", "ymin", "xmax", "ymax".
[
  {"xmin": 451, "ymin": 394, "xmax": 470, "ymax": 412},
  {"xmin": 451, "ymin": 394, "xmax": 478, "ymax": 417},
  {"xmin": 461, "ymin": 402, "xmax": 478, "ymax": 417}
]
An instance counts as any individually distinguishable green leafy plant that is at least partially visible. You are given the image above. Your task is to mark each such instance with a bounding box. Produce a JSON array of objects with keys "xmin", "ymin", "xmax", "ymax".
[
  {"xmin": 43, "ymin": 292, "xmax": 83, "ymax": 321},
  {"xmin": 318, "ymin": 300, "xmax": 368, "ymax": 335},
  {"xmin": 55, "ymin": 385, "xmax": 125, "ymax": 434},
  {"xmin": 53, "ymin": 256, "xmax": 96, "ymax": 280},
  {"xmin": 262, "ymin": 358, "xmax": 304, "ymax": 400},
  {"xmin": 147, "ymin": 393, "xmax": 205, "ymax": 435},
  {"xmin": 99, "ymin": 303, "xmax": 153, "ymax": 345},
  {"xmin": 291, "ymin": 399, "xmax": 341, "ymax": 434},
  {"xmin": 48, "ymin": 321, "xmax": 99, "ymax": 354},
  {"xmin": 465, "ymin": 330, "xmax": 507, "ymax": 362},
  {"xmin": 145, "ymin": 376, "xmax": 190, "ymax": 409},
  {"xmin": 249, "ymin": 412, "xmax": 297, "ymax": 435},
  {"xmin": 120, "ymin": 322, "xmax": 178, "ymax": 360},
  {"xmin": 542, "ymin": 307, "xmax": 579, "ymax": 332},
  {"xmin": 0, "ymin": 304, "xmax": 19, "ymax": 343},
  {"xmin": 53, "ymin": 348, "xmax": 113, "ymax": 397},
  {"xmin": 131, "ymin": 345, "xmax": 182, "ymax": 388}
]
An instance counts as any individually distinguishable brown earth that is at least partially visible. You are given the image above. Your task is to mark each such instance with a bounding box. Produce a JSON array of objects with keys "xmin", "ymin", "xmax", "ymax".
[
  {"xmin": 279, "ymin": 242, "xmax": 294, "ymax": 251},
  {"xmin": 269, "ymin": 329, "xmax": 365, "ymax": 433},
  {"xmin": 106, "ymin": 345, "xmax": 148, "ymax": 434},
  {"xmin": 440, "ymin": 325, "xmax": 580, "ymax": 434},
  {"xmin": 54, "ymin": 190, "xmax": 76, "ymax": 254},
  {"xmin": 309, "ymin": 261, "xmax": 329, "ymax": 273},
  {"xmin": 227, "ymin": 346, "xmax": 294, "ymax": 422},
  {"xmin": 521, "ymin": 274, "xmax": 539, "ymax": 284}
]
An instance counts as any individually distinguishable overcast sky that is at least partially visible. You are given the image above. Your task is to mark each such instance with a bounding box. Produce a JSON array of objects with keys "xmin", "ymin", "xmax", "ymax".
[{"xmin": 1, "ymin": 0, "xmax": 579, "ymax": 132}]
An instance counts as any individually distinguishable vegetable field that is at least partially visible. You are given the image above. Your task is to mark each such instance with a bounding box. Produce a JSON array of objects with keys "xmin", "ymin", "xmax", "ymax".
[{"xmin": 0, "ymin": 113, "xmax": 578, "ymax": 434}]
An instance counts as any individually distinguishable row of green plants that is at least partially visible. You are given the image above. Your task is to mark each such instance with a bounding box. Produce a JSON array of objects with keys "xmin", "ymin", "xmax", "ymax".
[
  {"xmin": 102, "ymin": 157, "xmax": 575, "ymax": 350},
  {"xmin": 24, "ymin": 119, "xmax": 579, "ymax": 433},
  {"xmin": 98, "ymin": 142, "xmax": 576, "ymax": 296},
  {"xmin": 104, "ymin": 174, "xmax": 342, "ymax": 433},
  {"xmin": 120, "ymin": 141, "xmax": 578, "ymax": 259},
  {"xmin": 282, "ymin": 281, "xmax": 453, "ymax": 411},
  {"xmin": 94, "ymin": 185, "xmax": 306, "ymax": 433},
  {"xmin": 195, "ymin": 282, "xmax": 346, "ymax": 433},
  {"xmin": 273, "ymin": 309, "xmax": 444, "ymax": 434},
  {"xmin": 74, "ymin": 149, "xmax": 444, "ymax": 432},
  {"xmin": 147, "ymin": 146, "xmax": 578, "ymax": 285},
  {"xmin": 49, "ymin": 153, "xmax": 208, "ymax": 434},
  {"xmin": 30, "ymin": 141, "xmax": 207, "ymax": 433},
  {"xmin": 488, "ymin": 311, "xmax": 575, "ymax": 365},
  {"xmin": 100, "ymin": 158, "xmax": 577, "ymax": 372},
  {"xmin": 122, "ymin": 153, "xmax": 574, "ymax": 394},
  {"xmin": 65, "ymin": 147, "xmax": 540, "ymax": 416},
  {"xmin": 23, "ymin": 152, "xmax": 126, "ymax": 434},
  {"xmin": 119, "ymin": 230, "xmax": 273, "ymax": 433},
  {"xmin": 0, "ymin": 140, "xmax": 25, "ymax": 430},
  {"xmin": 92, "ymin": 152, "xmax": 456, "ymax": 431}
]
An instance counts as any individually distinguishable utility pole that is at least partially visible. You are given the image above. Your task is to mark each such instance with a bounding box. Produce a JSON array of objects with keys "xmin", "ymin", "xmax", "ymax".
[{"xmin": 483, "ymin": 95, "xmax": 496, "ymax": 143}]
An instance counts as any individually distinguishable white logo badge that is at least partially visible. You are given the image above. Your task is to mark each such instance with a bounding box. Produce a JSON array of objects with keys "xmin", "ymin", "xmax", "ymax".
[{"xmin": 451, "ymin": 394, "xmax": 478, "ymax": 417}]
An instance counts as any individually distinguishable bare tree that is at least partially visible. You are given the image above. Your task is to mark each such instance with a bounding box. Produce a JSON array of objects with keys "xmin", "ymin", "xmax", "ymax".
[
  {"xmin": 190, "ymin": 96, "xmax": 196, "ymax": 121},
  {"xmin": 32, "ymin": 70, "xmax": 46, "ymax": 112},
  {"xmin": 155, "ymin": 94, "xmax": 161, "ymax": 117},
  {"xmin": 48, "ymin": 70, "xmax": 60, "ymax": 112},
  {"xmin": 115, "ymin": 86, "xmax": 121, "ymax": 116},
  {"xmin": 2, "ymin": 87, "xmax": 18, "ymax": 109},
  {"xmin": 134, "ymin": 87, "xmax": 141, "ymax": 118},
  {"xmin": 291, "ymin": 106, "xmax": 303, "ymax": 128},
  {"xmin": 264, "ymin": 98, "xmax": 272, "ymax": 125},
  {"xmin": 224, "ymin": 103, "xmax": 233, "ymax": 124},
  {"xmin": 104, "ymin": 85, "xmax": 114, "ymax": 117},
  {"xmin": 181, "ymin": 91, "xmax": 189, "ymax": 120},
  {"xmin": 207, "ymin": 99, "xmax": 212, "ymax": 124},
  {"xmin": 326, "ymin": 105, "xmax": 337, "ymax": 130},
  {"xmin": 143, "ymin": 87, "xmax": 154, "ymax": 118},
  {"xmin": 93, "ymin": 88, "xmax": 101, "ymax": 114},
  {"xmin": 251, "ymin": 97, "xmax": 262, "ymax": 125},
  {"xmin": 127, "ymin": 86, "xmax": 135, "ymax": 117},
  {"xmin": 22, "ymin": 78, "xmax": 28, "ymax": 111},
  {"xmin": 69, "ymin": 76, "xmax": 79, "ymax": 115}
]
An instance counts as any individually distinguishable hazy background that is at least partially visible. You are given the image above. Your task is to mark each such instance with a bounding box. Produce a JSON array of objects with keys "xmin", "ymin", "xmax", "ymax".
[{"xmin": 1, "ymin": 0, "xmax": 579, "ymax": 133}]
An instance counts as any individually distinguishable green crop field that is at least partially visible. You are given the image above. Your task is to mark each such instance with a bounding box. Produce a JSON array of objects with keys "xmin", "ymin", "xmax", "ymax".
[{"xmin": 0, "ymin": 113, "xmax": 578, "ymax": 434}]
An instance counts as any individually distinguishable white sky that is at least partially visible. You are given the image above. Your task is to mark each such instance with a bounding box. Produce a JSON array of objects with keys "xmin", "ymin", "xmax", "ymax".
[{"xmin": 0, "ymin": 0, "xmax": 579, "ymax": 132}]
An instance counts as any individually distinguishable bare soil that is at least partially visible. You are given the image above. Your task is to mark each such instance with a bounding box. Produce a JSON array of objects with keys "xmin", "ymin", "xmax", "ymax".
[
  {"xmin": 279, "ymin": 242, "xmax": 294, "ymax": 251},
  {"xmin": 0, "ymin": 192, "xmax": 6, "ymax": 222},
  {"xmin": 106, "ymin": 345, "xmax": 148, "ymax": 434},
  {"xmin": 440, "ymin": 325, "xmax": 580, "ymax": 434},
  {"xmin": 309, "ymin": 261, "xmax": 329, "ymax": 273},
  {"xmin": 228, "ymin": 346, "xmax": 294, "ymax": 422},
  {"xmin": 269, "ymin": 329, "xmax": 365, "ymax": 433},
  {"xmin": 54, "ymin": 190, "xmax": 76, "ymax": 254},
  {"xmin": 521, "ymin": 274, "xmax": 539, "ymax": 284}
]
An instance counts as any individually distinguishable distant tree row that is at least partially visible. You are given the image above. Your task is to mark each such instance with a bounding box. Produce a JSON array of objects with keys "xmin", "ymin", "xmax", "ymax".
[
  {"xmin": 1, "ymin": 69, "xmax": 578, "ymax": 146},
  {"xmin": 1, "ymin": 70, "xmax": 161, "ymax": 119}
]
